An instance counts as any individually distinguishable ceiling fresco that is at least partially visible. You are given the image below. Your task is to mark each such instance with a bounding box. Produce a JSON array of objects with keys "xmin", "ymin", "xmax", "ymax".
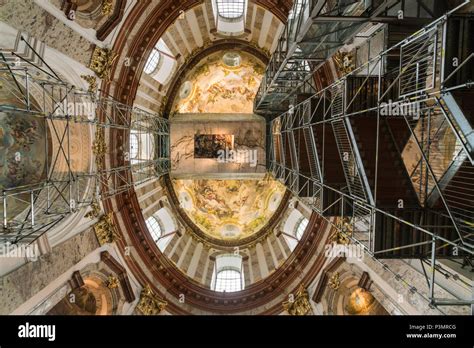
[
  {"xmin": 0, "ymin": 87, "xmax": 49, "ymax": 219},
  {"xmin": 172, "ymin": 51, "xmax": 265, "ymax": 114},
  {"xmin": 172, "ymin": 176, "xmax": 286, "ymax": 241}
]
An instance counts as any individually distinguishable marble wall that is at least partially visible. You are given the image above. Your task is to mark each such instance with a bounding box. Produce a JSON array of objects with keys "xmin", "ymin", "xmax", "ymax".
[
  {"xmin": 170, "ymin": 113, "xmax": 266, "ymax": 178},
  {"xmin": 0, "ymin": 0, "xmax": 94, "ymax": 66},
  {"xmin": 0, "ymin": 228, "xmax": 99, "ymax": 314}
]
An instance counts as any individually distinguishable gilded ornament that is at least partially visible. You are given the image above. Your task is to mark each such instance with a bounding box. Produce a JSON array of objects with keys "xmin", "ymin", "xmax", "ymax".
[
  {"xmin": 93, "ymin": 128, "xmax": 107, "ymax": 170},
  {"xmin": 85, "ymin": 198, "xmax": 102, "ymax": 219},
  {"xmin": 94, "ymin": 213, "xmax": 120, "ymax": 245},
  {"xmin": 331, "ymin": 219, "xmax": 352, "ymax": 244},
  {"xmin": 328, "ymin": 272, "xmax": 341, "ymax": 290},
  {"xmin": 89, "ymin": 46, "xmax": 117, "ymax": 80},
  {"xmin": 334, "ymin": 51, "xmax": 355, "ymax": 75},
  {"xmin": 101, "ymin": 0, "xmax": 113, "ymax": 16},
  {"xmin": 282, "ymin": 284, "xmax": 312, "ymax": 315},
  {"xmin": 107, "ymin": 275, "xmax": 119, "ymax": 289},
  {"xmin": 81, "ymin": 75, "xmax": 98, "ymax": 94},
  {"xmin": 137, "ymin": 285, "xmax": 168, "ymax": 315}
]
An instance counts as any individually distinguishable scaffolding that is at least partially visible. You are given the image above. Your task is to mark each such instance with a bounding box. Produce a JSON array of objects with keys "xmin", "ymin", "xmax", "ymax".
[
  {"xmin": 267, "ymin": 2, "xmax": 474, "ymax": 306},
  {"xmin": 254, "ymin": 0, "xmax": 447, "ymax": 114},
  {"xmin": 0, "ymin": 48, "xmax": 170, "ymax": 245}
]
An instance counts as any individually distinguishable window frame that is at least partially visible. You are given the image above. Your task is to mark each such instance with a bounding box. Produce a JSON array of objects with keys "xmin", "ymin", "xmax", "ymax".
[
  {"xmin": 145, "ymin": 216, "xmax": 162, "ymax": 242},
  {"xmin": 144, "ymin": 48, "xmax": 161, "ymax": 75},
  {"xmin": 216, "ymin": 0, "xmax": 246, "ymax": 20},
  {"xmin": 214, "ymin": 267, "xmax": 243, "ymax": 293},
  {"xmin": 129, "ymin": 133, "xmax": 139, "ymax": 160},
  {"xmin": 295, "ymin": 216, "xmax": 309, "ymax": 241}
]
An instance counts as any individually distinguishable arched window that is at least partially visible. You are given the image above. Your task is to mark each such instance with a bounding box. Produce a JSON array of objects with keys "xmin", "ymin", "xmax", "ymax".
[
  {"xmin": 295, "ymin": 217, "xmax": 308, "ymax": 241},
  {"xmin": 215, "ymin": 268, "xmax": 243, "ymax": 292},
  {"xmin": 145, "ymin": 216, "xmax": 162, "ymax": 242},
  {"xmin": 144, "ymin": 48, "xmax": 161, "ymax": 74},
  {"xmin": 211, "ymin": 254, "xmax": 244, "ymax": 292},
  {"xmin": 130, "ymin": 133, "xmax": 139, "ymax": 159},
  {"xmin": 216, "ymin": 0, "xmax": 245, "ymax": 19}
]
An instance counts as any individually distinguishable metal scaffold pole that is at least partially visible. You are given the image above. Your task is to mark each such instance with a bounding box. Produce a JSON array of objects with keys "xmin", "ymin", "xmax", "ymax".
[
  {"xmin": 0, "ymin": 49, "xmax": 170, "ymax": 245},
  {"xmin": 265, "ymin": 1, "xmax": 473, "ymax": 307}
]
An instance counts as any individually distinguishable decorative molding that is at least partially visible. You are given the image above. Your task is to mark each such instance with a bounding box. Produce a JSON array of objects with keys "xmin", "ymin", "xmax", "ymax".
[
  {"xmin": 282, "ymin": 284, "xmax": 312, "ymax": 316},
  {"xmin": 85, "ymin": 198, "xmax": 102, "ymax": 219},
  {"xmin": 137, "ymin": 285, "xmax": 168, "ymax": 315},
  {"xmin": 106, "ymin": 275, "xmax": 120, "ymax": 289},
  {"xmin": 92, "ymin": 128, "xmax": 107, "ymax": 170},
  {"xmin": 94, "ymin": 213, "xmax": 120, "ymax": 245},
  {"xmin": 101, "ymin": 0, "xmax": 114, "ymax": 16},
  {"xmin": 89, "ymin": 46, "xmax": 118, "ymax": 80},
  {"xmin": 101, "ymin": 251, "xmax": 136, "ymax": 302},
  {"xmin": 81, "ymin": 75, "xmax": 98, "ymax": 94},
  {"xmin": 97, "ymin": 0, "xmax": 127, "ymax": 41},
  {"xmin": 328, "ymin": 272, "xmax": 341, "ymax": 290},
  {"xmin": 312, "ymin": 257, "xmax": 346, "ymax": 303}
]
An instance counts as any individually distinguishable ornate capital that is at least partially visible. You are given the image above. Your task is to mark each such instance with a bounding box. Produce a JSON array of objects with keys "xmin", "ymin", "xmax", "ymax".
[
  {"xmin": 282, "ymin": 284, "xmax": 312, "ymax": 315},
  {"xmin": 89, "ymin": 46, "xmax": 117, "ymax": 80},
  {"xmin": 137, "ymin": 285, "xmax": 168, "ymax": 315},
  {"xmin": 94, "ymin": 213, "xmax": 120, "ymax": 245}
]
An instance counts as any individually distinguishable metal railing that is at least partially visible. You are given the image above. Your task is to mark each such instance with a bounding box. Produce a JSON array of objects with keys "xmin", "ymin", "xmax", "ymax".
[
  {"xmin": 267, "ymin": 2, "xmax": 473, "ymax": 306},
  {"xmin": 255, "ymin": 0, "xmax": 374, "ymax": 113}
]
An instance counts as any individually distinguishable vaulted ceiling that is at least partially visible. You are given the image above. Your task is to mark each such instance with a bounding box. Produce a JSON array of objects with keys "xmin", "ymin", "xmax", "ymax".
[{"xmin": 132, "ymin": 0, "xmax": 287, "ymax": 114}]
